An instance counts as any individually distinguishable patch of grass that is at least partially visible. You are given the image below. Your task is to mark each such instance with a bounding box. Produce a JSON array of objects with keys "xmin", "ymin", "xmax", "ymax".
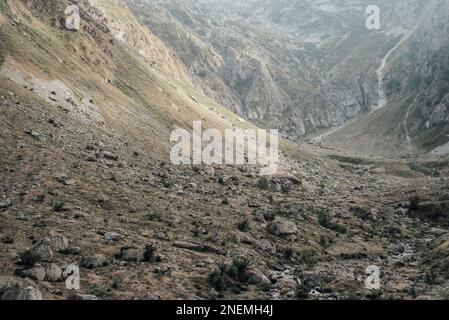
[
  {"xmin": 351, "ymin": 206, "xmax": 372, "ymax": 221},
  {"xmin": 408, "ymin": 163, "xmax": 433, "ymax": 175},
  {"xmin": 319, "ymin": 235, "xmax": 334, "ymax": 248},
  {"xmin": 318, "ymin": 213, "xmax": 347, "ymax": 234},
  {"xmin": 297, "ymin": 250, "xmax": 318, "ymax": 267},
  {"xmin": 328, "ymin": 155, "xmax": 374, "ymax": 165},
  {"xmin": 236, "ymin": 218, "xmax": 250, "ymax": 232}
]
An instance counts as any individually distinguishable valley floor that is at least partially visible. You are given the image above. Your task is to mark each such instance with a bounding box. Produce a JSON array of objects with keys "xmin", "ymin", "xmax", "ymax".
[{"xmin": 1, "ymin": 78, "xmax": 449, "ymax": 300}]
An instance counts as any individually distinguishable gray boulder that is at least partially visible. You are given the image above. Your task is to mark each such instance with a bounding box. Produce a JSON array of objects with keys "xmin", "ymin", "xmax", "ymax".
[
  {"xmin": 18, "ymin": 265, "xmax": 46, "ymax": 281},
  {"xmin": 20, "ymin": 242, "xmax": 53, "ymax": 265},
  {"xmin": 45, "ymin": 264, "xmax": 63, "ymax": 282},
  {"xmin": 67, "ymin": 293, "xmax": 98, "ymax": 300},
  {"xmin": 81, "ymin": 254, "xmax": 108, "ymax": 269},
  {"xmin": 0, "ymin": 279, "xmax": 43, "ymax": 300},
  {"xmin": 268, "ymin": 217, "xmax": 298, "ymax": 237}
]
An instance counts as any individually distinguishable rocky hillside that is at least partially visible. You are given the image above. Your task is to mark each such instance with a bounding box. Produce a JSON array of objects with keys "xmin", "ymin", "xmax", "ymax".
[
  {"xmin": 1, "ymin": 0, "xmax": 449, "ymax": 301},
  {"xmin": 121, "ymin": 1, "xmax": 416, "ymax": 137}
]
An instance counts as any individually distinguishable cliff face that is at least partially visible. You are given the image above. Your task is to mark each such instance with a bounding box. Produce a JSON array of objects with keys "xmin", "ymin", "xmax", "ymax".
[
  {"xmin": 2, "ymin": 0, "xmax": 449, "ymax": 302},
  {"xmin": 89, "ymin": 0, "xmax": 192, "ymax": 84},
  {"xmin": 125, "ymin": 0, "xmax": 434, "ymax": 141},
  {"xmin": 387, "ymin": 0, "xmax": 449, "ymax": 152},
  {"xmin": 323, "ymin": 0, "xmax": 449, "ymax": 155}
]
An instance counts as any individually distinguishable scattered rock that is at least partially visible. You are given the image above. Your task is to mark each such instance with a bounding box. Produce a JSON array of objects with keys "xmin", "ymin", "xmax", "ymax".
[
  {"xmin": 267, "ymin": 217, "xmax": 298, "ymax": 237},
  {"xmin": 0, "ymin": 279, "xmax": 43, "ymax": 300},
  {"xmin": 67, "ymin": 293, "xmax": 98, "ymax": 300},
  {"xmin": 17, "ymin": 265, "xmax": 46, "ymax": 281},
  {"xmin": 247, "ymin": 268, "xmax": 271, "ymax": 287},
  {"xmin": 1, "ymin": 235, "xmax": 14, "ymax": 244},
  {"xmin": 19, "ymin": 235, "xmax": 69, "ymax": 266},
  {"xmin": 173, "ymin": 241, "xmax": 226, "ymax": 255},
  {"xmin": 85, "ymin": 144, "xmax": 96, "ymax": 151},
  {"xmin": 24, "ymin": 129, "xmax": 41, "ymax": 140},
  {"xmin": 81, "ymin": 254, "xmax": 108, "ymax": 269},
  {"xmin": 116, "ymin": 244, "xmax": 156, "ymax": 262},
  {"xmin": 104, "ymin": 232, "xmax": 122, "ymax": 242},
  {"xmin": 153, "ymin": 265, "xmax": 171, "ymax": 275},
  {"xmin": 270, "ymin": 274, "xmax": 299, "ymax": 290},
  {"xmin": 255, "ymin": 239, "xmax": 276, "ymax": 254},
  {"xmin": 371, "ymin": 167, "xmax": 386, "ymax": 175},
  {"xmin": 101, "ymin": 151, "xmax": 119, "ymax": 161},
  {"xmin": 45, "ymin": 264, "xmax": 63, "ymax": 282},
  {"xmin": 48, "ymin": 235, "xmax": 69, "ymax": 252},
  {"xmin": 0, "ymin": 198, "xmax": 11, "ymax": 211},
  {"xmin": 20, "ymin": 242, "xmax": 53, "ymax": 266},
  {"xmin": 248, "ymin": 201, "xmax": 261, "ymax": 208}
]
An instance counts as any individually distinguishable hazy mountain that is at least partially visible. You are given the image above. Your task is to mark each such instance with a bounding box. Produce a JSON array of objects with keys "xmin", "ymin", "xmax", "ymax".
[
  {"xmin": 126, "ymin": 0, "xmax": 449, "ymax": 155},
  {"xmin": 1, "ymin": 0, "xmax": 449, "ymax": 301}
]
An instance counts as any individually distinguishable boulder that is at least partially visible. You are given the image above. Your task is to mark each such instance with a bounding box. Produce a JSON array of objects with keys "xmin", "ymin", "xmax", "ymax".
[
  {"xmin": 67, "ymin": 293, "xmax": 98, "ymax": 300},
  {"xmin": 81, "ymin": 254, "xmax": 108, "ymax": 269},
  {"xmin": 45, "ymin": 264, "xmax": 63, "ymax": 282},
  {"xmin": 116, "ymin": 244, "xmax": 156, "ymax": 262},
  {"xmin": 267, "ymin": 217, "xmax": 298, "ymax": 237},
  {"xmin": 247, "ymin": 268, "xmax": 271, "ymax": 287},
  {"xmin": 48, "ymin": 235, "xmax": 69, "ymax": 252},
  {"xmin": 20, "ymin": 242, "xmax": 53, "ymax": 266},
  {"xmin": 0, "ymin": 198, "xmax": 11, "ymax": 211},
  {"xmin": 101, "ymin": 151, "xmax": 119, "ymax": 161},
  {"xmin": 18, "ymin": 265, "xmax": 46, "ymax": 281},
  {"xmin": 104, "ymin": 232, "xmax": 122, "ymax": 242},
  {"xmin": 0, "ymin": 279, "xmax": 42, "ymax": 300}
]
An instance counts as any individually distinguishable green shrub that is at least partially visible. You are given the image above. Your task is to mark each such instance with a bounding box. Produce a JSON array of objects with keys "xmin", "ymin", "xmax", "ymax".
[
  {"xmin": 318, "ymin": 213, "xmax": 347, "ymax": 234},
  {"xmin": 208, "ymin": 259, "xmax": 251, "ymax": 293},
  {"xmin": 257, "ymin": 177, "xmax": 270, "ymax": 190},
  {"xmin": 263, "ymin": 212, "xmax": 276, "ymax": 221},
  {"xmin": 237, "ymin": 219, "xmax": 250, "ymax": 232}
]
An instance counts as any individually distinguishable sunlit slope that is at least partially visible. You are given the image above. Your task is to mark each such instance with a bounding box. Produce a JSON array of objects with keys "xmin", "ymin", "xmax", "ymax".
[{"xmin": 0, "ymin": 0, "xmax": 264, "ymax": 158}]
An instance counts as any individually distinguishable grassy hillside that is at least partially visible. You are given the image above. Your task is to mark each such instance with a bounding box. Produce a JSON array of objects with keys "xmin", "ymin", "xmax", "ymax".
[{"xmin": 0, "ymin": 0, "xmax": 266, "ymax": 159}]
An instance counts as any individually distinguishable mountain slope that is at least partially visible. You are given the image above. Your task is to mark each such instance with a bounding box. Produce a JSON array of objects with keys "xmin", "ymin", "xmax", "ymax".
[
  {"xmin": 125, "ymin": 0, "xmax": 449, "ymax": 157},
  {"xmin": 323, "ymin": 0, "xmax": 449, "ymax": 156},
  {"xmin": 1, "ymin": 0, "xmax": 449, "ymax": 301},
  {"xmin": 124, "ymin": 0, "xmax": 426, "ymax": 139}
]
